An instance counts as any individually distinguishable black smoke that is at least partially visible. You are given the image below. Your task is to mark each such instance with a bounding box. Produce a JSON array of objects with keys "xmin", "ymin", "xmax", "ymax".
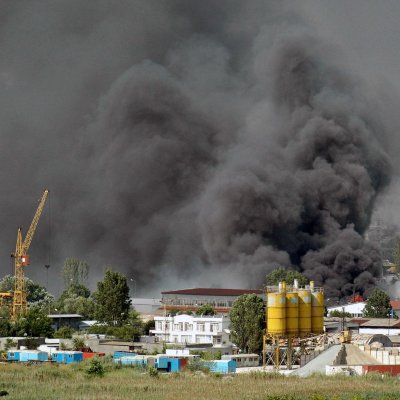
[{"xmin": 0, "ymin": 2, "xmax": 396, "ymax": 297}]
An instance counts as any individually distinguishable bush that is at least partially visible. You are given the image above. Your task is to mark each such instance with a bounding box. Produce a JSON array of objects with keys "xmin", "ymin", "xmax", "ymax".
[
  {"xmin": 72, "ymin": 336, "xmax": 85, "ymax": 350},
  {"xmin": 187, "ymin": 357, "xmax": 211, "ymax": 373},
  {"xmin": 148, "ymin": 367, "xmax": 159, "ymax": 378},
  {"xmin": 54, "ymin": 326, "xmax": 74, "ymax": 339},
  {"xmin": 86, "ymin": 358, "xmax": 104, "ymax": 377}
]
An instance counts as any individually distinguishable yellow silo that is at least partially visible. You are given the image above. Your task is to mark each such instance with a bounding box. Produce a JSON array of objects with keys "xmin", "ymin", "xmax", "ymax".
[
  {"xmin": 267, "ymin": 284, "xmax": 286, "ymax": 336},
  {"xmin": 286, "ymin": 291, "xmax": 299, "ymax": 336},
  {"xmin": 298, "ymin": 289, "xmax": 312, "ymax": 336},
  {"xmin": 311, "ymin": 290, "xmax": 324, "ymax": 334}
]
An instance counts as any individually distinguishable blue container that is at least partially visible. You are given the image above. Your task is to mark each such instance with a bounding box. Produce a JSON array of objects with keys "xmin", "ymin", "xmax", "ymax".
[
  {"xmin": 156, "ymin": 357, "xmax": 180, "ymax": 372},
  {"xmin": 116, "ymin": 356, "xmax": 148, "ymax": 367},
  {"xmin": 19, "ymin": 350, "xmax": 48, "ymax": 362},
  {"xmin": 204, "ymin": 360, "xmax": 236, "ymax": 374},
  {"xmin": 7, "ymin": 351, "xmax": 20, "ymax": 361},
  {"xmin": 113, "ymin": 351, "xmax": 137, "ymax": 359},
  {"xmin": 52, "ymin": 351, "xmax": 83, "ymax": 364}
]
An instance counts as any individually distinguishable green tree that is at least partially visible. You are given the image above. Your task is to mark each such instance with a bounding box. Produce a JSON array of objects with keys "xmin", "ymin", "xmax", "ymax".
[
  {"xmin": 143, "ymin": 319, "xmax": 155, "ymax": 335},
  {"xmin": 265, "ymin": 267, "xmax": 309, "ymax": 286},
  {"xmin": 54, "ymin": 326, "xmax": 74, "ymax": 338},
  {"xmin": 363, "ymin": 288, "xmax": 392, "ymax": 318},
  {"xmin": 229, "ymin": 294, "xmax": 264, "ymax": 354},
  {"xmin": 93, "ymin": 269, "xmax": 131, "ymax": 326},
  {"xmin": 328, "ymin": 310, "xmax": 352, "ymax": 318},
  {"xmin": 13, "ymin": 307, "xmax": 54, "ymax": 337},
  {"xmin": 0, "ymin": 320, "xmax": 11, "ymax": 337},
  {"xmin": 56, "ymin": 284, "xmax": 94, "ymax": 318},
  {"xmin": 63, "ymin": 258, "xmax": 89, "ymax": 288},
  {"xmin": 0, "ymin": 275, "xmax": 54, "ymax": 309},
  {"xmin": 195, "ymin": 304, "xmax": 216, "ymax": 316}
]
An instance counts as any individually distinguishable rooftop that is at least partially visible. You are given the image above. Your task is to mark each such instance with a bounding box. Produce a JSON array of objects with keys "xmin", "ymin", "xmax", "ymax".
[
  {"xmin": 360, "ymin": 318, "xmax": 400, "ymax": 328},
  {"xmin": 161, "ymin": 288, "xmax": 264, "ymax": 296}
]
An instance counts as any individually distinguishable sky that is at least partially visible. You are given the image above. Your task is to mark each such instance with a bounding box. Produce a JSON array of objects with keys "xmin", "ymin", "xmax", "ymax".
[{"xmin": 1, "ymin": 1, "xmax": 400, "ymax": 298}]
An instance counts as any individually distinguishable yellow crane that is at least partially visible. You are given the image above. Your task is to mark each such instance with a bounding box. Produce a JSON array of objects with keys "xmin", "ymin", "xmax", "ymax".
[{"xmin": 11, "ymin": 189, "xmax": 49, "ymax": 320}]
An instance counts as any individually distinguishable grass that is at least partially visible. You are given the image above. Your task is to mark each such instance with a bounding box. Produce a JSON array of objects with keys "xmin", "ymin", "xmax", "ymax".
[{"xmin": 0, "ymin": 362, "xmax": 399, "ymax": 400}]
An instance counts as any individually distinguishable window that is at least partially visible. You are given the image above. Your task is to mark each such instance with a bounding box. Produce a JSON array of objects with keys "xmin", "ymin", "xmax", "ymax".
[
  {"xmin": 197, "ymin": 323, "xmax": 205, "ymax": 332},
  {"xmin": 210, "ymin": 323, "xmax": 219, "ymax": 332}
]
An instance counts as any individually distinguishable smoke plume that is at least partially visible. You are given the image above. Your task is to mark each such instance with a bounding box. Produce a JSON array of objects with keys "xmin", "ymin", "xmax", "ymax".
[{"xmin": 0, "ymin": 1, "xmax": 397, "ymax": 297}]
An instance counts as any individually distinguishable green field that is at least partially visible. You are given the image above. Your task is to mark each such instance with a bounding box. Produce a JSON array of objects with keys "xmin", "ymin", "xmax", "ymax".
[{"xmin": 0, "ymin": 361, "xmax": 399, "ymax": 400}]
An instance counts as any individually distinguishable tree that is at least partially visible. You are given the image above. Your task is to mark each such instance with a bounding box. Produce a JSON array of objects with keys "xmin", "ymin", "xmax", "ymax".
[
  {"xmin": 328, "ymin": 310, "xmax": 352, "ymax": 318},
  {"xmin": 229, "ymin": 294, "xmax": 264, "ymax": 354},
  {"xmin": 363, "ymin": 288, "xmax": 392, "ymax": 318},
  {"xmin": 195, "ymin": 304, "xmax": 216, "ymax": 316},
  {"xmin": 62, "ymin": 258, "xmax": 89, "ymax": 288},
  {"xmin": 93, "ymin": 269, "xmax": 131, "ymax": 326},
  {"xmin": 265, "ymin": 267, "xmax": 309, "ymax": 286},
  {"xmin": 54, "ymin": 326, "xmax": 74, "ymax": 338},
  {"xmin": 0, "ymin": 275, "xmax": 54, "ymax": 308},
  {"xmin": 13, "ymin": 307, "xmax": 54, "ymax": 337},
  {"xmin": 56, "ymin": 284, "xmax": 94, "ymax": 318}
]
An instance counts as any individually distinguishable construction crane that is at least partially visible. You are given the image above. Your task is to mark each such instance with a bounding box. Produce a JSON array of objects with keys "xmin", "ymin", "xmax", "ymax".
[{"xmin": 11, "ymin": 189, "xmax": 49, "ymax": 320}]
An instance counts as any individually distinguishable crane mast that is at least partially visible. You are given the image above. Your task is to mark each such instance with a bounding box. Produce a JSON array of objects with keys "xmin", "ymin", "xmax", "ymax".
[{"xmin": 11, "ymin": 189, "xmax": 49, "ymax": 320}]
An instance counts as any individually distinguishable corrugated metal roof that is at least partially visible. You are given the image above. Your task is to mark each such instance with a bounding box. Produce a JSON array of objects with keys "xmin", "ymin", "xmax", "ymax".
[
  {"xmin": 360, "ymin": 318, "xmax": 400, "ymax": 327},
  {"xmin": 161, "ymin": 288, "xmax": 264, "ymax": 296},
  {"xmin": 47, "ymin": 314, "xmax": 83, "ymax": 318}
]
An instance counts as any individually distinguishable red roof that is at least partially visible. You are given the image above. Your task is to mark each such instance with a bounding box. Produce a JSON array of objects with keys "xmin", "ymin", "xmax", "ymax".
[
  {"xmin": 391, "ymin": 300, "xmax": 400, "ymax": 310},
  {"xmin": 161, "ymin": 288, "xmax": 264, "ymax": 296}
]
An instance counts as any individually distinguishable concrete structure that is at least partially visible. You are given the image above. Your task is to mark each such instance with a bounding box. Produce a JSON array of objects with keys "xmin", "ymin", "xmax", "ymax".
[
  {"xmin": 151, "ymin": 314, "xmax": 231, "ymax": 347},
  {"xmin": 161, "ymin": 288, "xmax": 264, "ymax": 314}
]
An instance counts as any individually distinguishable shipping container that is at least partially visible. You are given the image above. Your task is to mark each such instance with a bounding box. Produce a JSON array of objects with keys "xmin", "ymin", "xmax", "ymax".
[
  {"xmin": 19, "ymin": 350, "xmax": 48, "ymax": 362},
  {"xmin": 52, "ymin": 351, "xmax": 83, "ymax": 364},
  {"xmin": 204, "ymin": 360, "xmax": 236, "ymax": 374},
  {"xmin": 156, "ymin": 357, "xmax": 180, "ymax": 372},
  {"xmin": 7, "ymin": 351, "xmax": 20, "ymax": 362},
  {"xmin": 113, "ymin": 351, "xmax": 137, "ymax": 359},
  {"xmin": 363, "ymin": 365, "xmax": 400, "ymax": 376},
  {"xmin": 82, "ymin": 352, "xmax": 105, "ymax": 359}
]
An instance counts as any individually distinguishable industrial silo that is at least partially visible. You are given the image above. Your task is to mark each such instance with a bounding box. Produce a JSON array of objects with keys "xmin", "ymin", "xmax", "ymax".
[
  {"xmin": 311, "ymin": 284, "xmax": 324, "ymax": 334},
  {"xmin": 285, "ymin": 291, "xmax": 299, "ymax": 336},
  {"xmin": 298, "ymin": 288, "xmax": 312, "ymax": 336},
  {"xmin": 267, "ymin": 283, "xmax": 286, "ymax": 336}
]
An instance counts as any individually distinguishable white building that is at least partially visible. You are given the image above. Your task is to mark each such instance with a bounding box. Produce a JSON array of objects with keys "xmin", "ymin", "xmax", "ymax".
[
  {"xmin": 327, "ymin": 302, "xmax": 366, "ymax": 318},
  {"xmin": 150, "ymin": 314, "xmax": 231, "ymax": 346}
]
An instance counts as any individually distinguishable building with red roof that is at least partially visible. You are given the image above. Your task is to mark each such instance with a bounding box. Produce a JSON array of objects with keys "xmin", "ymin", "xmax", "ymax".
[{"xmin": 160, "ymin": 288, "xmax": 265, "ymax": 314}]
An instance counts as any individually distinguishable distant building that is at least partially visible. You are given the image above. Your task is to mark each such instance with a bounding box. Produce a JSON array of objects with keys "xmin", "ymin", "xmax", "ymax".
[
  {"xmin": 150, "ymin": 314, "xmax": 231, "ymax": 348},
  {"xmin": 358, "ymin": 319, "xmax": 400, "ymax": 335},
  {"xmin": 161, "ymin": 288, "xmax": 264, "ymax": 314},
  {"xmin": 328, "ymin": 300, "xmax": 400, "ymax": 319},
  {"xmin": 131, "ymin": 298, "xmax": 161, "ymax": 314},
  {"xmin": 327, "ymin": 302, "xmax": 366, "ymax": 318},
  {"xmin": 47, "ymin": 314, "xmax": 83, "ymax": 331}
]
